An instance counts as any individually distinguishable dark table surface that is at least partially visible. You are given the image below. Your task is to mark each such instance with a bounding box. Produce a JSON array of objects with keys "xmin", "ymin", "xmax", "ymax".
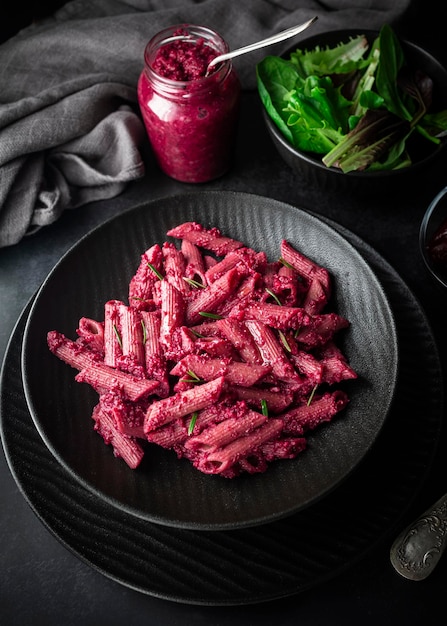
[{"xmin": 1, "ymin": 6, "xmax": 447, "ymax": 624}]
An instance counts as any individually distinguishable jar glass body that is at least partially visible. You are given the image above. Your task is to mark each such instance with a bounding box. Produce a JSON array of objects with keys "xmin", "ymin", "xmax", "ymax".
[{"xmin": 137, "ymin": 24, "xmax": 241, "ymax": 183}]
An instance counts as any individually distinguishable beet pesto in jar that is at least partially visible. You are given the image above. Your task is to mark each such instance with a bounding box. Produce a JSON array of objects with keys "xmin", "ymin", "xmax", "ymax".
[{"xmin": 138, "ymin": 25, "xmax": 241, "ymax": 183}]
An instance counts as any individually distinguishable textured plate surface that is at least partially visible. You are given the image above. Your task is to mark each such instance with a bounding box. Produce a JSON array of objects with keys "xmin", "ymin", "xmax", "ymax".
[
  {"xmin": 0, "ymin": 215, "xmax": 442, "ymax": 605},
  {"xmin": 21, "ymin": 191, "xmax": 397, "ymax": 530}
]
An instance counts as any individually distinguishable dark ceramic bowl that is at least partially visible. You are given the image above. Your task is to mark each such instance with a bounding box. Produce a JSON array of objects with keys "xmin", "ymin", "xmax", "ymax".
[
  {"xmin": 260, "ymin": 29, "xmax": 447, "ymax": 193},
  {"xmin": 420, "ymin": 185, "xmax": 447, "ymax": 289}
]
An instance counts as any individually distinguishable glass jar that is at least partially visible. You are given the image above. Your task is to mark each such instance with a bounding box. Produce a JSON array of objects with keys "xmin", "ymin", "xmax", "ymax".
[{"xmin": 137, "ymin": 24, "xmax": 241, "ymax": 183}]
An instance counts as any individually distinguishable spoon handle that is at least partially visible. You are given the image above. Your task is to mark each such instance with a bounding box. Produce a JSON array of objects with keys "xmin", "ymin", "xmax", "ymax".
[
  {"xmin": 207, "ymin": 16, "xmax": 318, "ymax": 71},
  {"xmin": 390, "ymin": 492, "xmax": 447, "ymax": 580}
]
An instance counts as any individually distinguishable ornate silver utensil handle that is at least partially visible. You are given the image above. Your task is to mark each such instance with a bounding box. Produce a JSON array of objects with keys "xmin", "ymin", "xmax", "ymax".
[{"xmin": 390, "ymin": 493, "xmax": 447, "ymax": 580}]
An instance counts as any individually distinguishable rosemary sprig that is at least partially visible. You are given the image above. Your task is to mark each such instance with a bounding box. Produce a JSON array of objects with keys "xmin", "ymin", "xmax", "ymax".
[
  {"xmin": 265, "ymin": 288, "xmax": 282, "ymax": 306},
  {"xmin": 307, "ymin": 384, "xmax": 318, "ymax": 406},
  {"xmin": 198, "ymin": 311, "xmax": 223, "ymax": 320},
  {"xmin": 188, "ymin": 412, "xmax": 198, "ymax": 436},
  {"xmin": 147, "ymin": 262, "xmax": 163, "ymax": 280},
  {"xmin": 113, "ymin": 324, "xmax": 123, "ymax": 349},
  {"xmin": 180, "ymin": 369, "xmax": 202, "ymax": 384},
  {"xmin": 278, "ymin": 329, "xmax": 291, "ymax": 353},
  {"xmin": 183, "ymin": 276, "xmax": 205, "ymax": 289},
  {"xmin": 189, "ymin": 328, "xmax": 205, "ymax": 338},
  {"xmin": 279, "ymin": 256, "xmax": 293, "ymax": 269},
  {"xmin": 260, "ymin": 399, "xmax": 269, "ymax": 417}
]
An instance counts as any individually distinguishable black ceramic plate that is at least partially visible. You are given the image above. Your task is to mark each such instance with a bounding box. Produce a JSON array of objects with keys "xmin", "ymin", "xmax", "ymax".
[
  {"xmin": 1, "ymin": 214, "xmax": 442, "ymax": 605},
  {"xmin": 21, "ymin": 191, "xmax": 397, "ymax": 530}
]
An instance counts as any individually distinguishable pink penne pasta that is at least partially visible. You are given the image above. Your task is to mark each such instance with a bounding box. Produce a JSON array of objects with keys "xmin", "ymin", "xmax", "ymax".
[
  {"xmin": 271, "ymin": 265, "xmax": 306, "ymax": 307},
  {"xmin": 291, "ymin": 350, "xmax": 323, "ymax": 384},
  {"xmin": 159, "ymin": 280, "xmax": 185, "ymax": 354},
  {"xmin": 140, "ymin": 310, "xmax": 162, "ymax": 356},
  {"xmin": 239, "ymin": 301, "xmax": 310, "ymax": 330},
  {"xmin": 280, "ymin": 390, "xmax": 349, "ymax": 435},
  {"xmin": 48, "ymin": 221, "xmax": 357, "ymax": 479},
  {"xmin": 193, "ymin": 337, "xmax": 235, "ymax": 359},
  {"xmin": 170, "ymin": 354, "xmax": 270, "ymax": 387},
  {"xmin": 47, "ymin": 330, "xmax": 101, "ymax": 370},
  {"xmin": 229, "ymin": 386, "xmax": 294, "ymax": 413},
  {"xmin": 148, "ymin": 400, "xmax": 231, "ymax": 449},
  {"xmin": 128, "ymin": 243, "xmax": 163, "ymax": 307},
  {"xmin": 181, "ymin": 238, "xmax": 208, "ymax": 287},
  {"xmin": 321, "ymin": 356, "xmax": 358, "ymax": 384},
  {"xmin": 75, "ymin": 361, "xmax": 160, "ymax": 402},
  {"xmin": 144, "ymin": 376, "xmax": 225, "ymax": 433},
  {"xmin": 98, "ymin": 392, "xmax": 146, "ymax": 438},
  {"xmin": 205, "ymin": 247, "xmax": 261, "ymax": 283},
  {"xmin": 280, "ymin": 239, "xmax": 331, "ymax": 297},
  {"xmin": 92, "ymin": 404, "xmax": 145, "ymax": 469},
  {"xmin": 170, "ymin": 353, "xmax": 227, "ymax": 380},
  {"xmin": 185, "ymin": 408, "xmax": 267, "ymax": 452},
  {"xmin": 217, "ymin": 274, "xmax": 259, "ymax": 317},
  {"xmin": 318, "ymin": 341, "xmax": 357, "ymax": 383},
  {"xmin": 76, "ymin": 317, "xmax": 105, "ymax": 352},
  {"xmin": 162, "ymin": 241, "xmax": 190, "ymax": 296},
  {"xmin": 119, "ymin": 304, "xmax": 145, "ymax": 366},
  {"xmin": 139, "ymin": 311, "xmax": 170, "ymax": 397},
  {"xmin": 196, "ymin": 419, "xmax": 283, "ymax": 475},
  {"xmin": 245, "ymin": 320, "xmax": 302, "ymax": 385},
  {"xmin": 232, "ymin": 456, "xmax": 268, "ymax": 476},
  {"xmin": 185, "ymin": 267, "xmax": 240, "ymax": 325},
  {"xmin": 167, "ymin": 221, "xmax": 244, "ymax": 256},
  {"xmin": 302, "ymin": 276, "xmax": 328, "ymax": 315},
  {"xmin": 103, "ymin": 300, "xmax": 124, "ymax": 367},
  {"xmin": 259, "ymin": 437, "xmax": 307, "ymax": 461},
  {"xmin": 216, "ymin": 317, "xmax": 263, "ymax": 364},
  {"xmin": 263, "ymin": 261, "xmax": 281, "ymax": 289},
  {"xmin": 204, "ymin": 255, "xmax": 217, "ymax": 270},
  {"xmin": 296, "ymin": 313, "xmax": 350, "ymax": 347},
  {"xmin": 204, "ymin": 249, "xmax": 244, "ymax": 282},
  {"xmin": 146, "ymin": 420, "xmax": 188, "ymax": 448}
]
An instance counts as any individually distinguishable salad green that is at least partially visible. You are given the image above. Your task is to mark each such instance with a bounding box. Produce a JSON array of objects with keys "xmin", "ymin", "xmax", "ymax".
[{"xmin": 257, "ymin": 24, "xmax": 447, "ymax": 172}]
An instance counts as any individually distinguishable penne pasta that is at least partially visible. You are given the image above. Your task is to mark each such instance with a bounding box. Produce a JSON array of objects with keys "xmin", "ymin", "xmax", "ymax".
[
  {"xmin": 162, "ymin": 241, "xmax": 190, "ymax": 296},
  {"xmin": 119, "ymin": 304, "xmax": 145, "ymax": 366},
  {"xmin": 197, "ymin": 419, "xmax": 283, "ymax": 475},
  {"xmin": 75, "ymin": 361, "xmax": 160, "ymax": 402},
  {"xmin": 185, "ymin": 267, "xmax": 240, "ymax": 324},
  {"xmin": 144, "ymin": 376, "xmax": 225, "ymax": 433},
  {"xmin": 280, "ymin": 239, "xmax": 331, "ymax": 296},
  {"xmin": 128, "ymin": 243, "xmax": 163, "ymax": 308},
  {"xmin": 92, "ymin": 404, "xmax": 145, "ymax": 469},
  {"xmin": 103, "ymin": 300, "xmax": 124, "ymax": 368},
  {"xmin": 76, "ymin": 317, "xmax": 105, "ymax": 352},
  {"xmin": 167, "ymin": 221, "xmax": 244, "ymax": 256},
  {"xmin": 48, "ymin": 222, "xmax": 357, "ymax": 475}
]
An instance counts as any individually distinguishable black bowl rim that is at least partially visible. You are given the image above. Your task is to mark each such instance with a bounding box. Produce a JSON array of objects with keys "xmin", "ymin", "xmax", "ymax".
[
  {"xmin": 419, "ymin": 185, "xmax": 447, "ymax": 289},
  {"xmin": 261, "ymin": 28, "xmax": 447, "ymax": 178}
]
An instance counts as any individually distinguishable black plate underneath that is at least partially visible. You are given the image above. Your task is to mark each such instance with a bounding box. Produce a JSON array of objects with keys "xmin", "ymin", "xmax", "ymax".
[
  {"xmin": 0, "ymin": 216, "xmax": 442, "ymax": 606},
  {"xmin": 20, "ymin": 192, "xmax": 397, "ymax": 530}
]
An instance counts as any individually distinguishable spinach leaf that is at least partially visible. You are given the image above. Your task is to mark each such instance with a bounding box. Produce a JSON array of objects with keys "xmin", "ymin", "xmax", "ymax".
[
  {"xmin": 256, "ymin": 56, "xmax": 301, "ymax": 143},
  {"xmin": 375, "ymin": 24, "xmax": 412, "ymax": 120},
  {"xmin": 421, "ymin": 110, "xmax": 447, "ymax": 138}
]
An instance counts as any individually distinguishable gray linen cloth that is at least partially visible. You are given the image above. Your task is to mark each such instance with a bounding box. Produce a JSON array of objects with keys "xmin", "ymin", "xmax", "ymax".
[{"xmin": 0, "ymin": 0, "xmax": 412, "ymax": 247}]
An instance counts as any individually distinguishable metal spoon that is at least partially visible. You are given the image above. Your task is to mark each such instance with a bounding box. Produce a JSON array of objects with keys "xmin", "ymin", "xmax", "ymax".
[
  {"xmin": 206, "ymin": 16, "xmax": 318, "ymax": 75},
  {"xmin": 390, "ymin": 492, "xmax": 447, "ymax": 580}
]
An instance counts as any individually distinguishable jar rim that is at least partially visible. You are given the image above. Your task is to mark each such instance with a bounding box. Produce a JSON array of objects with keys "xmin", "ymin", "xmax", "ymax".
[{"xmin": 143, "ymin": 23, "xmax": 231, "ymax": 88}]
